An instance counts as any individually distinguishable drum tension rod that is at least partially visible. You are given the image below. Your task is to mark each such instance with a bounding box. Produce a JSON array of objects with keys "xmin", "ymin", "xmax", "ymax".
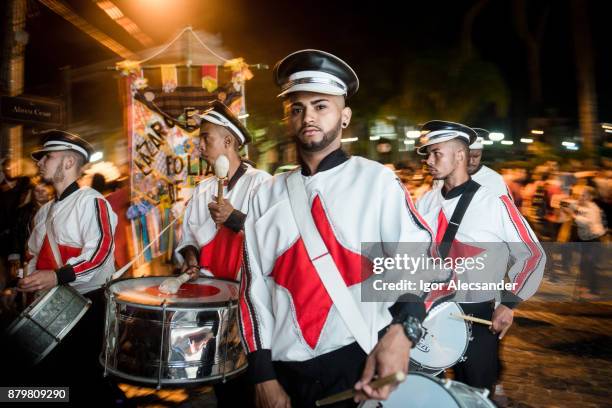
[{"xmin": 157, "ymin": 300, "xmax": 168, "ymax": 390}]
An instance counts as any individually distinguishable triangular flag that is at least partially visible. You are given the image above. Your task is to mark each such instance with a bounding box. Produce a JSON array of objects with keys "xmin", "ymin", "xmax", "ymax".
[
  {"xmin": 161, "ymin": 64, "xmax": 177, "ymax": 93},
  {"xmin": 201, "ymin": 65, "xmax": 218, "ymax": 92}
]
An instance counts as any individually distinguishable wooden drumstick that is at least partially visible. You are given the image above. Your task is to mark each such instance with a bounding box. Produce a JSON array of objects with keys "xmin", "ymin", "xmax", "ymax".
[
  {"xmin": 216, "ymin": 179, "xmax": 224, "ymax": 204},
  {"xmin": 158, "ymin": 272, "xmax": 191, "ymax": 295},
  {"xmin": 19, "ymin": 265, "xmax": 28, "ymax": 308},
  {"xmin": 451, "ymin": 313, "xmax": 493, "ymax": 326},
  {"xmin": 315, "ymin": 371, "xmax": 406, "ymax": 406},
  {"xmin": 214, "ymin": 155, "xmax": 230, "ymax": 205}
]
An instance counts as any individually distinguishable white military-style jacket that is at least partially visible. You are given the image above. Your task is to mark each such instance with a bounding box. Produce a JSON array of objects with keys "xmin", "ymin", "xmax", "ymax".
[
  {"xmin": 176, "ymin": 162, "xmax": 270, "ymax": 281},
  {"xmin": 417, "ymin": 179, "xmax": 545, "ymax": 305},
  {"xmin": 27, "ymin": 183, "xmax": 117, "ymax": 294},
  {"xmin": 239, "ymin": 150, "xmax": 441, "ymax": 382}
]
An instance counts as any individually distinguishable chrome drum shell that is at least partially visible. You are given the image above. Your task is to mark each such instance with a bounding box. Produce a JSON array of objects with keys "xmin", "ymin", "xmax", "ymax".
[{"xmin": 101, "ymin": 277, "xmax": 246, "ymax": 387}]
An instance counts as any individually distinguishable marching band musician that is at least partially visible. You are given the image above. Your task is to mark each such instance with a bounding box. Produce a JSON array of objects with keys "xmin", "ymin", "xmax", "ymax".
[
  {"xmin": 238, "ymin": 50, "xmax": 448, "ymax": 408},
  {"xmin": 415, "ymin": 120, "xmax": 545, "ymax": 395},
  {"xmin": 175, "ymin": 100, "xmax": 271, "ymax": 282},
  {"xmin": 430, "ymin": 128, "xmax": 512, "ymax": 199},
  {"xmin": 466, "ymin": 129, "xmax": 513, "ymax": 198},
  {"xmin": 174, "ymin": 100, "xmax": 271, "ymax": 407},
  {"xmin": 11, "ymin": 130, "xmax": 123, "ymax": 405}
]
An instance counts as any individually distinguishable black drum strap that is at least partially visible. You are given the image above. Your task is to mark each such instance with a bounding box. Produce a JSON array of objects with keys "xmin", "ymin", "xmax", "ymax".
[{"xmin": 438, "ymin": 180, "xmax": 481, "ymax": 259}]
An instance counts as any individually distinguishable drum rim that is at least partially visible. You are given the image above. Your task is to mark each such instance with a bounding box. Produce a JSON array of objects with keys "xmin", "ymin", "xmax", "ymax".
[
  {"xmin": 417, "ymin": 373, "xmax": 494, "ymax": 408},
  {"xmin": 99, "ymin": 354, "xmax": 247, "ymax": 386},
  {"xmin": 393, "ymin": 372, "xmax": 466, "ymax": 407},
  {"xmin": 107, "ymin": 296, "xmax": 238, "ymax": 310},
  {"xmin": 105, "ymin": 276, "xmax": 238, "ymax": 308},
  {"xmin": 5, "ymin": 285, "xmax": 91, "ymax": 366}
]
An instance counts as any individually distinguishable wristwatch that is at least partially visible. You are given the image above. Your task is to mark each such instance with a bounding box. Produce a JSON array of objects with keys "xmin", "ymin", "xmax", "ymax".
[{"xmin": 391, "ymin": 315, "xmax": 424, "ymax": 348}]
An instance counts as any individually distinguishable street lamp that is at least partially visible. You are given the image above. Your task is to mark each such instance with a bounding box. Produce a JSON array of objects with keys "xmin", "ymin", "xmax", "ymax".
[
  {"xmin": 405, "ymin": 130, "xmax": 421, "ymax": 139},
  {"xmin": 489, "ymin": 132, "xmax": 505, "ymax": 142}
]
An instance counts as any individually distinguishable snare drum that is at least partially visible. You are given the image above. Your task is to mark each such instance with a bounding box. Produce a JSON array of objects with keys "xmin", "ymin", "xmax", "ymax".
[
  {"xmin": 379, "ymin": 372, "xmax": 495, "ymax": 408},
  {"xmin": 101, "ymin": 277, "xmax": 246, "ymax": 388},
  {"xmin": 4, "ymin": 285, "xmax": 91, "ymax": 366},
  {"xmin": 410, "ymin": 302, "xmax": 471, "ymax": 375}
]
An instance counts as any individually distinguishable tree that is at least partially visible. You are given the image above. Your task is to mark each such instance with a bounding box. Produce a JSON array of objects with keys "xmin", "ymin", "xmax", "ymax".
[
  {"xmin": 379, "ymin": 50, "xmax": 509, "ymax": 126},
  {"xmin": 570, "ymin": 0, "xmax": 597, "ymax": 161},
  {"xmin": 512, "ymin": 0, "xmax": 550, "ymax": 112}
]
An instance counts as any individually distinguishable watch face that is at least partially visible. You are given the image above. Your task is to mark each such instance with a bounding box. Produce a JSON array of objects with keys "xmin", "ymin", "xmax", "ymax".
[{"xmin": 404, "ymin": 317, "xmax": 424, "ymax": 345}]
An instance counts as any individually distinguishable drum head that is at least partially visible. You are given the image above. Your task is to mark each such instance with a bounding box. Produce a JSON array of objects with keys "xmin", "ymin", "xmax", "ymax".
[
  {"xmin": 108, "ymin": 277, "xmax": 238, "ymax": 307},
  {"xmin": 385, "ymin": 373, "xmax": 458, "ymax": 407},
  {"xmin": 410, "ymin": 302, "xmax": 470, "ymax": 371}
]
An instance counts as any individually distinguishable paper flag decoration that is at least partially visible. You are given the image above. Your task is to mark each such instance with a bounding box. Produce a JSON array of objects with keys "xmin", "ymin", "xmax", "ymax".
[
  {"xmin": 201, "ymin": 65, "xmax": 218, "ymax": 92},
  {"xmin": 161, "ymin": 64, "xmax": 178, "ymax": 93}
]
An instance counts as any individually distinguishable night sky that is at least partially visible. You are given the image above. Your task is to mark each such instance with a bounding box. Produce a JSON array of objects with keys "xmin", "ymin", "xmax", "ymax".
[{"xmin": 17, "ymin": 0, "xmax": 612, "ymax": 142}]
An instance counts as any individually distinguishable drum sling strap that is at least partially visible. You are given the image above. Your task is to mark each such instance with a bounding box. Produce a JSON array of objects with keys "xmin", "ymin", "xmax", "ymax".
[
  {"xmin": 286, "ymin": 171, "xmax": 375, "ymax": 354},
  {"xmin": 45, "ymin": 203, "xmax": 64, "ymax": 269},
  {"xmin": 438, "ymin": 180, "xmax": 480, "ymax": 259}
]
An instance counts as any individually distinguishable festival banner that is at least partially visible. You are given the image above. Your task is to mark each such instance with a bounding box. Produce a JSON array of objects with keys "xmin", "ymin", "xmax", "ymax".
[{"xmin": 121, "ymin": 57, "xmax": 253, "ymax": 268}]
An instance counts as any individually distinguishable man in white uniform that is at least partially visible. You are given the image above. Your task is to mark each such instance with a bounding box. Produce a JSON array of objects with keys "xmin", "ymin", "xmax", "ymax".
[
  {"xmin": 430, "ymin": 129, "xmax": 512, "ymax": 199},
  {"xmin": 12, "ymin": 130, "xmax": 122, "ymax": 404},
  {"xmin": 239, "ymin": 50, "xmax": 445, "ymax": 408},
  {"xmin": 415, "ymin": 120, "xmax": 545, "ymax": 394},
  {"xmin": 176, "ymin": 100, "xmax": 270, "ymax": 282},
  {"xmin": 467, "ymin": 129, "xmax": 513, "ymax": 198},
  {"xmin": 174, "ymin": 101, "xmax": 270, "ymax": 407}
]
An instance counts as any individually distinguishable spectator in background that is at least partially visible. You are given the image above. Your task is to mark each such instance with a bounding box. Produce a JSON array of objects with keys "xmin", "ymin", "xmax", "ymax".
[
  {"xmin": 90, "ymin": 172, "xmax": 107, "ymax": 194},
  {"xmin": 8, "ymin": 179, "xmax": 54, "ymax": 280},
  {"xmin": 0, "ymin": 158, "xmax": 30, "ymax": 288},
  {"xmin": 565, "ymin": 185, "xmax": 607, "ymax": 298}
]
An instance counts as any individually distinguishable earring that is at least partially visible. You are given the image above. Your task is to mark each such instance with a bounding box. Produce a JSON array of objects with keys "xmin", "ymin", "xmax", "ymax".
[{"xmin": 342, "ymin": 123, "xmax": 347, "ymax": 128}]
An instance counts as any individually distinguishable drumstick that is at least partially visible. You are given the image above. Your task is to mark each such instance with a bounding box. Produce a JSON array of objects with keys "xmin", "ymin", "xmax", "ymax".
[
  {"xmin": 214, "ymin": 155, "xmax": 230, "ymax": 205},
  {"xmin": 158, "ymin": 272, "xmax": 191, "ymax": 294},
  {"xmin": 315, "ymin": 371, "xmax": 406, "ymax": 406},
  {"xmin": 19, "ymin": 266, "xmax": 28, "ymax": 308},
  {"xmin": 216, "ymin": 179, "xmax": 224, "ymax": 204},
  {"xmin": 451, "ymin": 313, "xmax": 492, "ymax": 326}
]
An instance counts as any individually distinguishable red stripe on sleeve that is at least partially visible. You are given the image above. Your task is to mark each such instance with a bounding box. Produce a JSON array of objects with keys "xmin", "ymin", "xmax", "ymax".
[
  {"xmin": 73, "ymin": 198, "xmax": 114, "ymax": 275},
  {"xmin": 500, "ymin": 195, "xmax": 543, "ymax": 293}
]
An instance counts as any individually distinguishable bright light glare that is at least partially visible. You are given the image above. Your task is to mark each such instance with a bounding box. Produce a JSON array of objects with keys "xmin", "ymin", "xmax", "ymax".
[
  {"xmin": 489, "ymin": 132, "xmax": 505, "ymax": 141},
  {"xmin": 90, "ymin": 151, "xmax": 103, "ymax": 162}
]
